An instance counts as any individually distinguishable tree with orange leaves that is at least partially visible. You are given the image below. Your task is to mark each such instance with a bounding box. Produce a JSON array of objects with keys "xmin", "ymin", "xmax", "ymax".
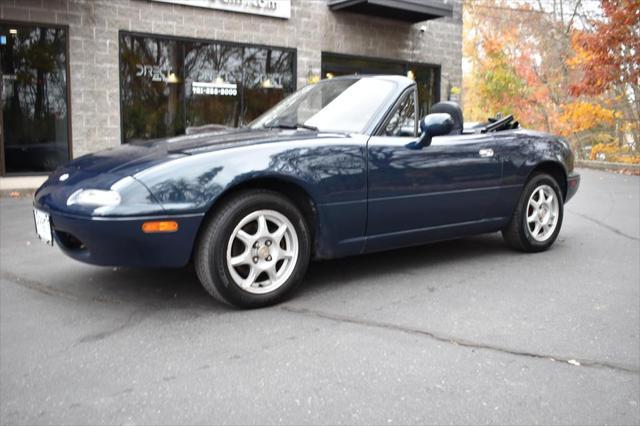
[
  {"xmin": 569, "ymin": 0, "xmax": 639, "ymax": 146},
  {"xmin": 463, "ymin": 0, "xmax": 633, "ymax": 159}
]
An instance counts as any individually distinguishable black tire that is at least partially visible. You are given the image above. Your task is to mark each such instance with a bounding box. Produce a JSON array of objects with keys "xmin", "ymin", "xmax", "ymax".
[
  {"xmin": 194, "ymin": 189, "xmax": 311, "ymax": 308},
  {"xmin": 502, "ymin": 173, "xmax": 564, "ymax": 252}
]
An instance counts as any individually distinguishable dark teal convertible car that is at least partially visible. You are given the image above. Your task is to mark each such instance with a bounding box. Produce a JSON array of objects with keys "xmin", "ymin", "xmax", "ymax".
[{"xmin": 34, "ymin": 75, "xmax": 580, "ymax": 308}]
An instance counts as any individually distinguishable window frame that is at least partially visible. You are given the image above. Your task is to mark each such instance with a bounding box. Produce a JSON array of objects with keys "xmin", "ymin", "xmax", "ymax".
[
  {"xmin": 376, "ymin": 86, "xmax": 419, "ymax": 138},
  {"xmin": 118, "ymin": 30, "xmax": 297, "ymax": 144},
  {"xmin": 0, "ymin": 20, "xmax": 72, "ymax": 176}
]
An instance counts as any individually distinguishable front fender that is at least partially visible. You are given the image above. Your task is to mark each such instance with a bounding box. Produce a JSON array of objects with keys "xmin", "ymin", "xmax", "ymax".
[
  {"xmin": 134, "ymin": 137, "xmax": 368, "ymax": 214},
  {"xmin": 133, "ymin": 137, "xmax": 369, "ymax": 259}
]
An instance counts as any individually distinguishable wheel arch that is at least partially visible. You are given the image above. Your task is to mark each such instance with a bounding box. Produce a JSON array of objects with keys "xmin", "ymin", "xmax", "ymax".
[
  {"xmin": 527, "ymin": 161, "xmax": 568, "ymax": 201},
  {"xmin": 194, "ymin": 175, "xmax": 319, "ymax": 258}
]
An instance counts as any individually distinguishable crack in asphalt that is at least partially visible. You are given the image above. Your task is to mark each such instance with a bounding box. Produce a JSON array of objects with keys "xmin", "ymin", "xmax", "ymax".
[
  {"xmin": 78, "ymin": 309, "xmax": 142, "ymax": 343},
  {"xmin": 4, "ymin": 271, "xmax": 638, "ymax": 375},
  {"xmin": 0, "ymin": 271, "xmax": 219, "ymax": 313},
  {"xmin": 280, "ymin": 305, "xmax": 640, "ymax": 375},
  {"xmin": 0, "ymin": 271, "xmax": 124, "ymax": 305},
  {"xmin": 566, "ymin": 209, "xmax": 640, "ymax": 241}
]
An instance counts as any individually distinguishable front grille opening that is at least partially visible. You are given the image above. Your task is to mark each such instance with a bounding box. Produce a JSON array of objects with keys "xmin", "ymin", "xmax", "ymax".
[{"xmin": 55, "ymin": 230, "xmax": 86, "ymax": 251}]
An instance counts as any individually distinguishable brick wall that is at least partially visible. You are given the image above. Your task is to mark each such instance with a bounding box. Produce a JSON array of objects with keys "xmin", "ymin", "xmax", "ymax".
[{"xmin": 1, "ymin": 0, "xmax": 462, "ymax": 157}]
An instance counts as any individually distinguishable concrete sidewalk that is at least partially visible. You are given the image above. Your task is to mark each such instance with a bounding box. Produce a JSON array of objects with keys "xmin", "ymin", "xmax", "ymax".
[{"xmin": 0, "ymin": 176, "xmax": 47, "ymax": 196}]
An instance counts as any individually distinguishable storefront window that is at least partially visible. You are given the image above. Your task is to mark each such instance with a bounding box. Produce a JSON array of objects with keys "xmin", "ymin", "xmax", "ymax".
[
  {"xmin": 120, "ymin": 33, "xmax": 296, "ymax": 143},
  {"xmin": 184, "ymin": 42, "xmax": 242, "ymax": 129},
  {"xmin": 1, "ymin": 23, "xmax": 70, "ymax": 174},
  {"xmin": 120, "ymin": 35, "xmax": 184, "ymax": 142},
  {"xmin": 242, "ymin": 47, "xmax": 295, "ymax": 124}
]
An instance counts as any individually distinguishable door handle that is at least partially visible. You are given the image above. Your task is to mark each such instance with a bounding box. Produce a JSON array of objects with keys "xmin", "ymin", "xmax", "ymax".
[{"xmin": 479, "ymin": 148, "xmax": 494, "ymax": 158}]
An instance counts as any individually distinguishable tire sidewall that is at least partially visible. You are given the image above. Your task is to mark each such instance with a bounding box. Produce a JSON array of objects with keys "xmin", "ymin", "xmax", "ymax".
[
  {"xmin": 206, "ymin": 192, "xmax": 310, "ymax": 308},
  {"xmin": 520, "ymin": 174, "xmax": 564, "ymax": 251}
]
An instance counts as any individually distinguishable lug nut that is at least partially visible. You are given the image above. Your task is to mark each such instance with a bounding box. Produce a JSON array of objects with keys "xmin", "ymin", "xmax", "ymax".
[
  {"xmin": 266, "ymin": 255, "xmax": 272, "ymax": 261},
  {"xmin": 265, "ymin": 240, "xmax": 272, "ymax": 246},
  {"xmin": 253, "ymin": 257, "xmax": 259, "ymax": 263},
  {"xmin": 254, "ymin": 242, "xmax": 260, "ymax": 248}
]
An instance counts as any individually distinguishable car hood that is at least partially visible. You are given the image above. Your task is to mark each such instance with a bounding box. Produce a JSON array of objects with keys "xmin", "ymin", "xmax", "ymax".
[
  {"xmin": 49, "ymin": 128, "xmax": 327, "ymax": 183},
  {"xmin": 35, "ymin": 128, "xmax": 337, "ymax": 215}
]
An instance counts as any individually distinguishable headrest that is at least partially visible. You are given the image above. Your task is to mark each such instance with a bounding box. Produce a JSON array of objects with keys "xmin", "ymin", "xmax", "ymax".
[{"xmin": 430, "ymin": 101, "xmax": 463, "ymax": 135}]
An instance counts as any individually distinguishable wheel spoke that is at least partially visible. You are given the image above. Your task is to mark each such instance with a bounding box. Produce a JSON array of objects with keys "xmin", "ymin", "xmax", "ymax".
[
  {"xmin": 256, "ymin": 215, "xmax": 268, "ymax": 237},
  {"xmin": 546, "ymin": 194, "xmax": 554, "ymax": 205},
  {"xmin": 272, "ymin": 224, "xmax": 287, "ymax": 242},
  {"xmin": 281, "ymin": 250, "xmax": 294, "ymax": 259},
  {"xmin": 526, "ymin": 210, "xmax": 537, "ymax": 223},
  {"xmin": 229, "ymin": 251, "xmax": 251, "ymax": 266},
  {"xmin": 538, "ymin": 188, "xmax": 546, "ymax": 203},
  {"xmin": 532, "ymin": 222, "xmax": 541, "ymax": 236},
  {"xmin": 240, "ymin": 267, "xmax": 258, "ymax": 289},
  {"xmin": 236, "ymin": 230, "xmax": 253, "ymax": 245},
  {"xmin": 266, "ymin": 266, "xmax": 278, "ymax": 283}
]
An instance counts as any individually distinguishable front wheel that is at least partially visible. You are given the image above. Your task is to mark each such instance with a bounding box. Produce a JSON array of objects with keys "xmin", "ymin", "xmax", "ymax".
[
  {"xmin": 195, "ymin": 189, "xmax": 311, "ymax": 308},
  {"xmin": 502, "ymin": 173, "xmax": 564, "ymax": 252}
]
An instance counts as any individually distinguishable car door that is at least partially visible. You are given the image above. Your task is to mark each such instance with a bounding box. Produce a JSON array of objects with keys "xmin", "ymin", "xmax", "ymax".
[{"xmin": 365, "ymin": 89, "xmax": 503, "ymax": 252}]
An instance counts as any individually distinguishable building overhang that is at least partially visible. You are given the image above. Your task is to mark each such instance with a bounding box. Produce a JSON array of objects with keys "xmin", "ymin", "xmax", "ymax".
[{"xmin": 328, "ymin": 0, "xmax": 453, "ymax": 23}]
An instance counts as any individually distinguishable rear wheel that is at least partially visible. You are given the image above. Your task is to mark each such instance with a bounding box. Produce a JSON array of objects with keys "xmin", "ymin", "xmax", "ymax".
[
  {"xmin": 502, "ymin": 173, "xmax": 563, "ymax": 252},
  {"xmin": 195, "ymin": 190, "xmax": 311, "ymax": 308}
]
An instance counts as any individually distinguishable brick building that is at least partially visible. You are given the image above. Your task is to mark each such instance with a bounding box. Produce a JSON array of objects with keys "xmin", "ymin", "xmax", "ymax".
[{"xmin": 0, "ymin": 0, "xmax": 462, "ymax": 175}]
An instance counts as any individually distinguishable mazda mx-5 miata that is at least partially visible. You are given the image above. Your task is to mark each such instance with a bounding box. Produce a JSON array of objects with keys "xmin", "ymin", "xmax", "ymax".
[{"xmin": 34, "ymin": 75, "xmax": 580, "ymax": 308}]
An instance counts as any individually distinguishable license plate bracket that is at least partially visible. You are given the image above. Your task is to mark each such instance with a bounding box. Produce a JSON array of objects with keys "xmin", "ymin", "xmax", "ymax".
[{"xmin": 33, "ymin": 208, "xmax": 53, "ymax": 246}]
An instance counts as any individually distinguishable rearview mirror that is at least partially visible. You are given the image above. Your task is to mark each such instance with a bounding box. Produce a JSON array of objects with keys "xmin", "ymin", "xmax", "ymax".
[{"xmin": 418, "ymin": 113, "xmax": 453, "ymax": 147}]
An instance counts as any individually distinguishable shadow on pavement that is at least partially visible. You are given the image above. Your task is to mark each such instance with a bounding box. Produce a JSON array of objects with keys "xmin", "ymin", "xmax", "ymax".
[{"xmin": 72, "ymin": 233, "xmax": 512, "ymax": 310}]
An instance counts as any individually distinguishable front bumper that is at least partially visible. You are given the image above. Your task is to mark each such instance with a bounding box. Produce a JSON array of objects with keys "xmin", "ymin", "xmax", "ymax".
[
  {"xmin": 566, "ymin": 172, "xmax": 580, "ymax": 203},
  {"xmin": 41, "ymin": 208, "xmax": 204, "ymax": 268}
]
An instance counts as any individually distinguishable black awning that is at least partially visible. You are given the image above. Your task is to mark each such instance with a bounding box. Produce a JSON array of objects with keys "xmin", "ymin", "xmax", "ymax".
[{"xmin": 328, "ymin": 0, "xmax": 453, "ymax": 23}]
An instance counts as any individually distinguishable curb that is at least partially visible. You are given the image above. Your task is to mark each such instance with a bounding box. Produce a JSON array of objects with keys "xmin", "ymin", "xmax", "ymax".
[
  {"xmin": 576, "ymin": 160, "xmax": 640, "ymax": 172},
  {"xmin": 0, "ymin": 176, "xmax": 47, "ymax": 198},
  {"xmin": 0, "ymin": 189, "xmax": 35, "ymax": 199}
]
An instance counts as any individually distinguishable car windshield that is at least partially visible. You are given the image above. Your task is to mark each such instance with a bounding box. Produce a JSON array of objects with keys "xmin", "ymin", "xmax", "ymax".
[{"xmin": 250, "ymin": 77, "xmax": 397, "ymax": 134}]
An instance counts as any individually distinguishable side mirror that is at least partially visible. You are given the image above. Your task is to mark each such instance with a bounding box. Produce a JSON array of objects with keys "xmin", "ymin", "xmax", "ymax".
[{"xmin": 418, "ymin": 113, "xmax": 453, "ymax": 147}]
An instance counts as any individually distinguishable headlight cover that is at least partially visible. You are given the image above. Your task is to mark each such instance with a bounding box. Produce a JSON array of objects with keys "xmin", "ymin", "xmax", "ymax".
[{"xmin": 67, "ymin": 189, "xmax": 122, "ymax": 207}]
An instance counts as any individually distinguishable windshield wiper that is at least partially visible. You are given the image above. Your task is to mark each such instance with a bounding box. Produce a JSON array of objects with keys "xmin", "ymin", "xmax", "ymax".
[{"xmin": 264, "ymin": 123, "xmax": 319, "ymax": 131}]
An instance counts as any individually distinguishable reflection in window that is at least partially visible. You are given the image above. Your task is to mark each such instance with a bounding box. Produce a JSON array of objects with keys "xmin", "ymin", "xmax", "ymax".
[
  {"xmin": 305, "ymin": 79, "xmax": 396, "ymax": 133},
  {"xmin": 119, "ymin": 33, "xmax": 296, "ymax": 142},
  {"xmin": 120, "ymin": 35, "xmax": 184, "ymax": 142},
  {"xmin": 410, "ymin": 66, "xmax": 438, "ymax": 118},
  {"xmin": 251, "ymin": 78, "xmax": 396, "ymax": 134},
  {"xmin": 184, "ymin": 42, "xmax": 242, "ymax": 129},
  {"xmin": 1, "ymin": 24, "xmax": 69, "ymax": 173},
  {"xmin": 384, "ymin": 92, "xmax": 416, "ymax": 137},
  {"xmin": 242, "ymin": 47, "xmax": 295, "ymax": 125}
]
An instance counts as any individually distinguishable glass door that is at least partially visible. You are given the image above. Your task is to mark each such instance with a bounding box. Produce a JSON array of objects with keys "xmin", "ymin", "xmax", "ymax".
[{"xmin": 0, "ymin": 23, "xmax": 70, "ymax": 175}]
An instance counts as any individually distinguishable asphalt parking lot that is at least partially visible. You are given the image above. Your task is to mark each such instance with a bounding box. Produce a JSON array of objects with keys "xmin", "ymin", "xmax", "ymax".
[{"xmin": 1, "ymin": 168, "xmax": 638, "ymax": 425}]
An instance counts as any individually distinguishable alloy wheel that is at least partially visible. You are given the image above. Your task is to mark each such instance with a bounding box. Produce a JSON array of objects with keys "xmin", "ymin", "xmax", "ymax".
[
  {"xmin": 526, "ymin": 184, "xmax": 559, "ymax": 242},
  {"xmin": 225, "ymin": 209, "xmax": 299, "ymax": 294}
]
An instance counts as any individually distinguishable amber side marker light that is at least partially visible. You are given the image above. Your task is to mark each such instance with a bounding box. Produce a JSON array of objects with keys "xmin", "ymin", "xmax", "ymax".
[{"xmin": 142, "ymin": 221, "xmax": 179, "ymax": 233}]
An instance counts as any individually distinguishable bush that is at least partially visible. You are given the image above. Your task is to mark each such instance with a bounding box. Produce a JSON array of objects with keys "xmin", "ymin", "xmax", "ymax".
[{"xmin": 590, "ymin": 143, "xmax": 640, "ymax": 164}]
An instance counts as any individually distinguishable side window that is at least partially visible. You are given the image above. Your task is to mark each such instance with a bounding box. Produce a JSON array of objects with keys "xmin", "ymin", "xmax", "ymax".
[{"xmin": 383, "ymin": 91, "xmax": 417, "ymax": 137}]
